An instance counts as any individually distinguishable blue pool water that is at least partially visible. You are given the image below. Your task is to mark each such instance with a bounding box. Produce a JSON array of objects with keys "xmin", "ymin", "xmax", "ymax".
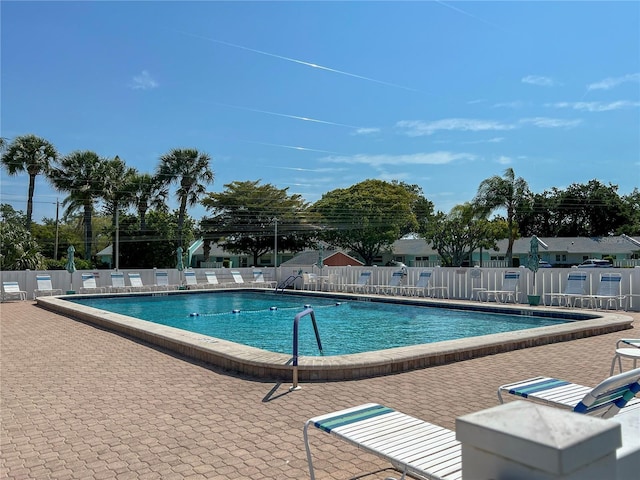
[{"xmin": 70, "ymin": 292, "xmax": 568, "ymax": 356}]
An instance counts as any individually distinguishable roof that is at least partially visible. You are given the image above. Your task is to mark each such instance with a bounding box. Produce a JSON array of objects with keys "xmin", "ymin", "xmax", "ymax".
[
  {"xmin": 390, "ymin": 235, "xmax": 640, "ymax": 256},
  {"xmin": 280, "ymin": 249, "xmax": 364, "ymax": 266}
]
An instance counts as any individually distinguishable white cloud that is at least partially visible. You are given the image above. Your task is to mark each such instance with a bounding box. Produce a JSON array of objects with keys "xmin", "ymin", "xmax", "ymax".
[
  {"xmin": 462, "ymin": 136, "xmax": 505, "ymax": 145},
  {"xmin": 546, "ymin": 100, "xmax": 640, "ymax": 112},
  {"xmin": 378, "ymin": 171, "xmax": 412, "ymax": 181},
  {"xmin": 322, "ymin": 151, "xmax": 476, "ymax": 167},
  {"xmin": 521, "ymin": 75, "xmax": 557, "ymax": 87},
  {"xmin": 353, "ymin": 127, "xmax": 381, "ymax": 135},
  {"xmin": 587, "ymin": 73, "xmax": 640, "ymax": 91},
  {"xmin": 130, "ymin": 70, "xmax": 158, "ymax": 90},
  {"xmin": 396, "ymin": 119, "xmax": 516, "ymax": 136},
  {"xmin": 519, "ymin": 117, "xmax": 582, "ymax": 128},
  {"xmin": 497, "ymin": 156, "xmax": 512, "ymax": 165},
  {"xmin": 493, "ymin": 101, "xmax": 527, "ymax": 108}
]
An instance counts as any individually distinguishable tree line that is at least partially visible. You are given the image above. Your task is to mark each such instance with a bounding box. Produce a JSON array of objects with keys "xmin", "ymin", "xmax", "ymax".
[{"xmin": 1, "ymin": 134, "xmax": 638, "ymax": 270}]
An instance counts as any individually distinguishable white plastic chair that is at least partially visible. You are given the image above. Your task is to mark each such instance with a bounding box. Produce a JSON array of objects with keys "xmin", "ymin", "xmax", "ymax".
[
  {"xmin": 33, "ymin": 274, "xmax": 63, "ymax": 299},
  {"xmin": 2, "ymin": 281, "xmax": 27, "ymax": 301},
  {"xmin": 80, "ymin": 273, "xmax": 106, "ymax": 294}
]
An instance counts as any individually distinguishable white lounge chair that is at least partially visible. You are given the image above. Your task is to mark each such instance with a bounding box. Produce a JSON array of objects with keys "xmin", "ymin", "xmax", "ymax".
[
  {"xmin": 498, "ymin": 367, "xmax": 640, "ymax": 419},
  {"xmin": 2, "ymin": 281, "xmax": 27, "ymax": 301},
  {"xmin": 183, "ymin": 270, "xmax": 200, "ymax": 289},
  {"xmin": 376, "ymin": 270, "xmax": 406, "ymax": 295},
  {"xmin": 80, "ymin": 273, "xmax": 106, "ymax": 294},
  {"xmin": 343, "ymin": 271, "xmax": 371, "ymax": 293},
  {"xmin": 231, "ymin": 270, "xmax": 246, "ymax": 286},
  {"xmin": 588, "ymin": 272, "xmax": 626, "ymax": 310},
  {"xmin": 252, "ymin": 269, "xmax": 277, "ymax": 288},
  {"xmin": 127, "ymin": 272, "xmax": 153, "ymax": 292},
  {"xmin": 545, "ymin": 271, "xmax": 588, "ymax": 307},
  {"xmin": 203, "ymin": 271, "xmax": 220, "ymax": 288},
  {"xmin": 33, "ymin": 274, "xmax": 63, "ymax": 299},
  {"xmin": 405, "ymin": 270, "xmax": 449, "ymax": 298},
  {"xmin": 479, "ymin": 271, "xmax": 520, "ymax": 303},
  {"xmin": 109, "ymin": 272, "xmax": 131, "ymax": 293},
  {"xmin": 304, "ymin": 403, "xmax": 462, "ymax": 480},
  {"xmin": 154, "ymin": 270, "xmax": 173, "ymax": 291}
]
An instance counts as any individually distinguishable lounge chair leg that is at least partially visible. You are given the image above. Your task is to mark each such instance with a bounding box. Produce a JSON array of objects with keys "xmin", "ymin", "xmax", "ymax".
[{"xmin": 303, "ymin": 422, "xmax": 317, "ymax": 480}]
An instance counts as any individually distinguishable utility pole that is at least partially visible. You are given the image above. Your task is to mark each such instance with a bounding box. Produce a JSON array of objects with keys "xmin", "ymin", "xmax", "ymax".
[
  {"xmin": 53, "ymin": 199, "xmax": 60, "ymax": 260},
  {"xmin": 115, "ymin": 209, "xmax": 120, "ymax": 270},
  {"xmin": 273, "ymin": 218, "xmax": 278, "ymax": 268}
]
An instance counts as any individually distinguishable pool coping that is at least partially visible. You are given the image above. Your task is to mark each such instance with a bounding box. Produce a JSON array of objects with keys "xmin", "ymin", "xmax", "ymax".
[{"xmin": 36, "ymin": 289, "xmax": 635, "ymax": 382}]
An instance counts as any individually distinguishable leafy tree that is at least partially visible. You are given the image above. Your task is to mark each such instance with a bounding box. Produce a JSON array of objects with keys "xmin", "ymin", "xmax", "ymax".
[
  {"xmin": 311, "ymin": 179, "xmax": 422, "ymax": 265},
  {"xmin": 620, "ymin": 189, "xmax": 640, "ymax": 235},
  {"xmin": 1, "ymin": 134, "xmax": 58, "ymax": 231},
  {"xmin": 474, "ymin": 168, "xmax": 530, "ymax": 266},
  {"xmin": 49, "ymin": 151, "xmax": 108, "ymax": 260},
  {"xmin": 157, "ymin": 148, "xmax": 214, "ymax": 248},
  {"xmin": 201, "ymin": 180, "xmax": 316, "ymax": 266},
  {"xmin": 31, "ymin": 217, "xmax": 84, "ymax": 260},
  {"xmin": 395, "ymin": 181, "xmax": 435, "ymax": 235},
  {"xmin": 423, "ymin": 203, "xmax": 504, "ymax": 267},
  {"xmin": 0, "ymin": 204, "xmax": 46, "ymax": 270},
  {"xmin": 556, "ymin": 180, "xmax": 626, "ymax": 236},
  {"xmin": 118, "ymin": 210, "xmax": 195, "ymax": 268}
]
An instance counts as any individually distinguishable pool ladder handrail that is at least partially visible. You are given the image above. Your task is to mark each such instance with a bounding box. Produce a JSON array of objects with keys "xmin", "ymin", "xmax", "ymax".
[
  {"xmin": 290, "ymin": 307, "xmax": 323, "ymax": 391},
  {"xmin": 276, "ymin": 274, "xmax": 301, "ymax": 293}
]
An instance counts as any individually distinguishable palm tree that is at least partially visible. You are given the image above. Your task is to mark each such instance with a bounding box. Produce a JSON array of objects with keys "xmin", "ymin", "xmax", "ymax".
[
  {"xmin": 157, "ymin": 148, "xmax": 214, "ymax": 247},
  {"xmin": 101, "ymin": 156, "xmax": 137, "ymax": 252},
  {"xmin": 1, "ymin": 134, "xmax": 58, "ymax": 231},
  {"xmin": 130, "ymin": 172, "xmax": 168, "ymax": 231},
  {"xmin": 49, "ymin": 151, "xmax": 107, "ymax": 261},
  {"xmin": 474, "ymin": 167, "xmax": 530, "ymax": 267}
]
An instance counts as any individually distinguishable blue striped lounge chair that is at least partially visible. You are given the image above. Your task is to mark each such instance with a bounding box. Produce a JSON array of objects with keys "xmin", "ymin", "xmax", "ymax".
[
  {"xmin": 154, "ymin": 270, "xmax": 171, "ymax": 291},
  {"xmin": 2, "ymin": 281, "xmax": 27, "ymax": 301},
  {"xmin": 304, "ymin": 403, "xmax": 462, "ymax": 480},
  {"xmin": 376, "ymin": 270, "xmax": 406, "ymax": 295},
  {"xmin": 80, "ymin": 273, "xmax": 106, "ymax": 294},
  {"xmin": 545, "ymin": 271, "xmax": 588, "ymax": 307},
  {"xmin": 479, "ymin": 271, "xmax": 520, "ymax": 303},
  {"xmin": 589, "ymin": 273, "xmax": 626, "ymax": 310},
  {"xmin": 497, "ymin": 367, "xmax": 640, "ymax": 419},
  {"xmin": 252, "ymin": 269, "xmax": 277, "ymax": 288},
  {"xmin": 404, "ymin": 271, "xmax": 449, "ymax": 298},
  {"xmin": 127, "ymin": 272, "xmax": 153, "ymax": 292},
  {"xmin": 33, "ymin": 274, "xmax": 63, "ymax": 299},
  {"xmin": 343, "ymin": 271, "xmax": 372, "ymax": 293},
  {"xmin": 183, "ymin": 270, "xmax": 200, "ymax": 289},
  {"xmin": 230, "ymin": 270, "xmax": 246, "ymax": 287},
  {"xmin": 109, "ymin": 272, "xmax": 131, "ymax": 293},
  {"xmin": 204, "ymin": 271, "xmax": 220, "ymax": 288}
]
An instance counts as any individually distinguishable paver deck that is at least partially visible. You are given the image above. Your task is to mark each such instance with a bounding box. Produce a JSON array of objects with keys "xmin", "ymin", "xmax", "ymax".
[{"xmin": 1, "ymin": 300, "xmax": 638, "ymax": 479}]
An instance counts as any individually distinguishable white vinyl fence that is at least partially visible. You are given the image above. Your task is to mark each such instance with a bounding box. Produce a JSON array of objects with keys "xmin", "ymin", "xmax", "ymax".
[{"xmin": 2, "ymin": 266, "xmax": 640, "ymax": 311}]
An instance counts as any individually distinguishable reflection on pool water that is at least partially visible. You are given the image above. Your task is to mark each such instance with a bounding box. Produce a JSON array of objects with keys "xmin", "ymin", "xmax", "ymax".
[{"xmin": 70, "ymin": 291, "xmax": 569, "ymax": 356}]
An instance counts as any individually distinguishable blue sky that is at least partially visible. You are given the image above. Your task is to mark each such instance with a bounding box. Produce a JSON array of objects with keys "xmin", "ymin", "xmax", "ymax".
[{"xmin": 2, "ymin": 1, "xmax": 639, "ymax": 224}]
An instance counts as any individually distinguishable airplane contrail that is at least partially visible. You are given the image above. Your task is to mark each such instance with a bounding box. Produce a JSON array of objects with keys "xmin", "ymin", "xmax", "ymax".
[
  {"xmin": 435, "ymin": 1, "xmax": 506, "ymax": 32},
  {"xmin": 176, "ymin": 30, "xmax": 419, "ymax": 92},
  {"xmin": 212, "ymin": 102, "xmax": 363, "ymax": 129},
  {"xmin": 244, "ymin": 140, "xmax": 346, "ymax": 155},
  {"xmin": 269, "ymin": 166, "xmax": 346, "ymax": 173}
]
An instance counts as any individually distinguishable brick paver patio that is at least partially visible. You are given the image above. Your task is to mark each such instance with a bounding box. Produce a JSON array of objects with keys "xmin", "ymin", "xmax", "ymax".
[{"xmin": 1, "ymin": 301, "xmax": 638, "ymax": 479}]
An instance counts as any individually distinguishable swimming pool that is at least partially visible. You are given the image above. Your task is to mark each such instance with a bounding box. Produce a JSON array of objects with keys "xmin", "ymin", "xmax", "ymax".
[
  {"xmin": 70, "ymin": 291, "xmax": 570, "ymax": 355},
  {"xmin": 37, "ymin": 290, "xmax": 633, "ymax": 381}
]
